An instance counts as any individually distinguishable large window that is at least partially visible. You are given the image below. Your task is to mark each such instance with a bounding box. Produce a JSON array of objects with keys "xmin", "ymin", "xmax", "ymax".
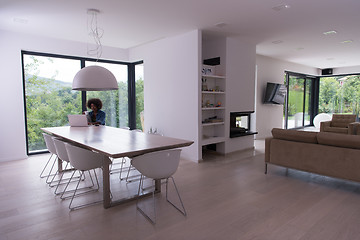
[
  {"xmin": 319, "ymin": 75, "xmax": 360, "ymax": 116},
  {"xmin": 135, "ymin": 64, "xmax": 144, "ymax": 130},
  {"xmin": 85, "ymin": 61, "xmax": 129, "ymax": 128},
  {"xmin": 22, "ymin": 51, "xmax": 144, "ymax": 154}
]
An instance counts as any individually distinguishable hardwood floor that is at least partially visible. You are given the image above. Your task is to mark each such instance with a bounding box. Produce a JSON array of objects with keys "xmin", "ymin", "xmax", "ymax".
[{"xmin": 1, "ymin": 140, "xmax": 360, "ymax": 240}]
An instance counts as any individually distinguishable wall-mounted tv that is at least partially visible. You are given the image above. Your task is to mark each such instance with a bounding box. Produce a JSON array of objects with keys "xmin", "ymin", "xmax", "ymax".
[{"xmin": 263, "ymin": 82, "xmax": 287, "ymax": 105}]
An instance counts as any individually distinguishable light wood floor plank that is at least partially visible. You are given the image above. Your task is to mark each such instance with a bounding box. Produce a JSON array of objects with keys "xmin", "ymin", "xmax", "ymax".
[{"xmin": 1, "ymin": 140, "xmax": 360, "ymax": 240}]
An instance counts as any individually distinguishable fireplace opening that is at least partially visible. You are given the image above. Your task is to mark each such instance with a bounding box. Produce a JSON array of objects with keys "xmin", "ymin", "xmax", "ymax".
[{"xmin": 230, "ymin": 111, "xmax": 257, "ymax": 138}]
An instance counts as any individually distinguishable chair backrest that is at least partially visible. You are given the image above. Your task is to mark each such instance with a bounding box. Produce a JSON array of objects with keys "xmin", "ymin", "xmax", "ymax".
[
  {"xmin": 52, "ymin": 138, "xmax": 70, "ymax": 163},
  {"xmin": 42, "ymin": 133, "xmax": 57, "ymax": 155},
  {"xmin": 64, "ymin": 143, "xmax": 104, "ymax": 171},
  {"xmin": 331, "ymin": 114, "xmax": 356, "ymax": 128},
  {"xmin": 131, "ymin": 149, "xmax": 182, "ymax": 180}
]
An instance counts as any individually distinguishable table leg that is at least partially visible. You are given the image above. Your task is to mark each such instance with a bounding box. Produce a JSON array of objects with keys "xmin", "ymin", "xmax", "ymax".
[
  {"xmin": 155, "ymin": 179, "xmax": 161, "ymax": 192},
  {"xmin": 102, "ymin": 155, "xmax": 111, "ymax": 209}
]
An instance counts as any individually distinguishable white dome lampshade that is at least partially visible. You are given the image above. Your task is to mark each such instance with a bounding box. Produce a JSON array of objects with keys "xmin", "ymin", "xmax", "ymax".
[{"xmin": 72, "ymin": 65, "xmax": 118, "ymax": 91}]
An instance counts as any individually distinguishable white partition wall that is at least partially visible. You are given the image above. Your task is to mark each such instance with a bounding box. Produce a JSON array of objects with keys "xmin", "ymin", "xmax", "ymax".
[
  {"xmin": 224, "ymin": 37, "xmax": 256, "ymax": 153},
  {"xmin": 130, "ymin": 30, "xmax": 201, "ymax": 162}
]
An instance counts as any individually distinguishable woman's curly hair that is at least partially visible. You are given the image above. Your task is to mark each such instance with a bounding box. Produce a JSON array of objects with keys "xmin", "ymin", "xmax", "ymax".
[{"xmin": 87, "ymin": 98, "xmax": 103, "ymax": 110}]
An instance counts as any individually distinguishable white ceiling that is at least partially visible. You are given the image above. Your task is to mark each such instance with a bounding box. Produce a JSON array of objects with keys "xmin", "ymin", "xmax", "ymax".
[{"xmin": 1, "ymin": 0, "xmax": 360, "ymax": 69}]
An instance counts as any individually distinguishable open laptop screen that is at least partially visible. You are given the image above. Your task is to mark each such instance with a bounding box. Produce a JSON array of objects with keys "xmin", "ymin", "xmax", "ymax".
[{"xmin": 68, "ymin": 114, "xmax": 89, "ymax": 127}]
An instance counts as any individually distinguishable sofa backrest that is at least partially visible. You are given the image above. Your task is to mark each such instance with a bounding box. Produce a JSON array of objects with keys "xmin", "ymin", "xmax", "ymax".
[
  {"xmin": 317, "ymin": 132, "xmax": 360, "ymax": 149},
  {"xmin": 271, "ymin": 128, "xmax": 360, "ymax": 150},
  {"xmin": 331, "ymin": 114, "xmax": 356, "ymax": 128},
  {"xmin": 271, "ymin": 128, "xmax": 318, "ymax": 143}
]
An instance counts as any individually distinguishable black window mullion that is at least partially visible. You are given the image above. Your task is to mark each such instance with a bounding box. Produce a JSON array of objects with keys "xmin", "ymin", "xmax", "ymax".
[
  {"xmin": 80, "ymin": 60, "xmax": 87, "ymax": 112},
  {"xmin": 302, "ymin": 78, "xmax": 306, "ymax": 127},
  {"xmin": 128, "ymin": 63, "xmax": 136, "ymax": 130},
  {"xmin": 285, "ymin": 73, "xmax": 289, "ymax": 129}
]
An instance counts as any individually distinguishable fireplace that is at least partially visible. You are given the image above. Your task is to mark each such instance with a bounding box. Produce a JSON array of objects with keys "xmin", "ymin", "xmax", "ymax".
[{"xmin": 230, "ymin": 111, "xmax": 257, "ymax": 138}]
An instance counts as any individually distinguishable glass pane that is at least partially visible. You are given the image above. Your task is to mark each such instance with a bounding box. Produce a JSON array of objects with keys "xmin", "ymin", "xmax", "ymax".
[
  {"xmin": 319, "ymin": 75, "xmax": 360, "ymax": 116},
  {"xmin": 24, "ymin": 55, "xmax": 81, "ymax": 152},
  {"xmin": 85, "ymin": 61, "xmax": 128, "ymax": 128},
  {"xmin": 283, "ymin": 74, "xmax": 287, "ymax": 128},
  {"xmin": 236, "ymin": 116, "xmax": 248, "ymax": 130},
  {"xmin": 135, "ymin": 64, "xmax": 144, "ymax": 130},
  {"xmin": 287, "ymin": 76, "xmax": 304, "ymax": 128},
  {"xmin": 304, "ymin": 79, "xmax": 311, "ymax": 125}
]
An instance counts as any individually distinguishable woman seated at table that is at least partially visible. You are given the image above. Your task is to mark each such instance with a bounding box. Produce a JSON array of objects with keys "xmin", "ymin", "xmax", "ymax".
[{"xmin": 87, "ymin": 98, "xmax": 106, "ymax": 125}]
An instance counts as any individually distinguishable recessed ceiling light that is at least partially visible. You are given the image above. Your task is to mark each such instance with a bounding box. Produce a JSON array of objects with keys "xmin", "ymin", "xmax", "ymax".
[
  {"xmin": 323, "ymin": 30, "xmax": 337, "ymax": 35},
  {"xmin": 296, "ymin": 47, "xmax": 304, "ymax": 51},
  {"xmin": 341, "ymin": 40, "xmax": 353, "ymax": 44},
  {"xmin": 215, "ymin": 22, "xmax": 227, "ymax": 28},
  {"xmin": 272, "ymin": 40, "xmax": 283, "ymax": 44},
  {"xmin": 327, "ymin": 58, "xmax": 335, "ymax": 61},
  {"xmin": 272, "ymin": 4, "xmax": 291, "ymax": 11},
  {"xmin": 13, "ymin": 18, "xmax": 28, "ymax": 24}
]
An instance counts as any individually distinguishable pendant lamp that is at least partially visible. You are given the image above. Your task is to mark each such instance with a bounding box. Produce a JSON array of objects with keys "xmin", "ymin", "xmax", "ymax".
[
  {"xmin": 72, "ymin": 65, "xmax": 118, "ymax": 91},
  {"xmin": 72, "ymin": 9, "xmax": 118, "ymax": 91}
]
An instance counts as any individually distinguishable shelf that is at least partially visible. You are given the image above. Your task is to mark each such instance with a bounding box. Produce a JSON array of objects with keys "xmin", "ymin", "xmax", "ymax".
[
  {"xmin": 202, "ymin": 75, "xmax": 225, "ymax": 79},
  {"xmin": 202, "ymin": 91, "xmax": 225, "ymax": 94},
  {"xmin": 202, "ymin": 107, "xmax": 225, "ymax": 110},
  {"xmin": 202, "ymin": 137, "xmax": 225, "ymax": 146},
  {"xmin": 202, "ymin": 122, "xmax": 224, "ymax": 127},
  {"xmin": 229, "ymin": 131, "xmax": 258, "ymax": 138}
]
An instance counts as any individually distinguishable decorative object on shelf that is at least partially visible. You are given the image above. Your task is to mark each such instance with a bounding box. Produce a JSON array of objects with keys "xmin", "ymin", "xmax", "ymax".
[
  {"xmin": 202, "ymin": 64, "xmax": 215, "ymax": 76},
  {"xmin": 216, "ymin": 102, "xmax": 221, "ymax": 107},
  {"xmin": 203, "ymin": 116, "xmax": 223, "ymax": 124},
  {"xmin": 72, "ymin": 9, "xmax": 118, "ymax": 91},
  {"xmin": 202, "ymin": 78, "xmax": 208, "ymax": 91}
]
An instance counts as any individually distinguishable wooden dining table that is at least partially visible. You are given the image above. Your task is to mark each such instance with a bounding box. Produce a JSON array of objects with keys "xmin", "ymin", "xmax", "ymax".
[{"xmin": 41, "ymin": 126, "xmax": 193, "ymax": 208}]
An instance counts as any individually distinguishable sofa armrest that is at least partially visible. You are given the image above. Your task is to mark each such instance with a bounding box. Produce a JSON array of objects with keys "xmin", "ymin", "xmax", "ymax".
[
  {"xmin": 349, "ymin": 122, "xmax": 360, "ymax": 135},
  {"xmin": 320, "ymin": 121, "xmax": 331, "ymax": 132},
  {"xmin": 348, "ymin": 122, "xmax": 357, "ymax": 135}
]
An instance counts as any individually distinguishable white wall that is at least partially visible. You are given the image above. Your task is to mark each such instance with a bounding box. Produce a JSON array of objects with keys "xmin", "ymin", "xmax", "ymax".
[
  {"xmin": 225, "ymin": 37, "xmax": 256, "ymax": 153},
  {"xmin": 333, "ymin": 66, "xmax": 360, "ymax": 75},
  {"xmin": 129, "ymin": 30, "xmax": 201, "ymax": 162},
  {"xmin": 0, "ymin": 30, "xmax": 128, "ymax": 162},
  {"xmin": 256, "ymin": 55, "xmax": 318, "ymax": 139}
]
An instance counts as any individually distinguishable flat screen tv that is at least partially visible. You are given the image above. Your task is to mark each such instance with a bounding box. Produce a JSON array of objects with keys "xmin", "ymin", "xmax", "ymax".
[{"xmin": 263, "ymin": 82, "xmax": 287, "ymax": 104}]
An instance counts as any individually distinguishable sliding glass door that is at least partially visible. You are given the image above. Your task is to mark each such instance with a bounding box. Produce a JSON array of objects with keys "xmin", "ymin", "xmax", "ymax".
[{"xmin": 285, "ymin": 73, "xmax": 314, "ymax": 129}]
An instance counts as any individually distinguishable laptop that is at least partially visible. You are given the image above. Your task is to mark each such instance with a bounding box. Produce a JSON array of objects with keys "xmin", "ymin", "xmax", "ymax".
[{"xmin": 68, "ymin": 114, "xmax": 89, "ymax": 127}]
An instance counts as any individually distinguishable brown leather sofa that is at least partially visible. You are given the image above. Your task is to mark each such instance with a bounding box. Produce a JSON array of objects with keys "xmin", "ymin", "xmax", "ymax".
[
  {"xmin": 320, "ymin": 114, "xmax": 356, "ymax": 134},
  {"xmin": 265, "ymin": 128, "xmax": 360, "ymax": 183}
]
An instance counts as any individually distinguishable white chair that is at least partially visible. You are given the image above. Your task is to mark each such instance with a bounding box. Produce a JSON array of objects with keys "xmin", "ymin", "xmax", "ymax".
[
  {"xmin": 41, "ymin": 133, "xmax": 58, "ymax": 184},
  {"xmin": 52, "ymin": 138, "xmax": 82, "ymax": 195},
  {"xmin": 131, "ymin": 149, "xmax": 186, "ymax": 224},
  {"xmin": 63, "ymin": 143, "xmax": 111, "ymax": 211}
]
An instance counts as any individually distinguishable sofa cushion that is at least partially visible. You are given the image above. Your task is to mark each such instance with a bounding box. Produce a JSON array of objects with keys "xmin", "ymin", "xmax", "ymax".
[
  {"xmin": 331, "ymin": 114, "xmax": 356, "ymax": 128},
  {"xmin": 317, "ymin": 132, "xmax": 360, "ymax": 149},
  {"xmin": 271, "ymin": 128, "xmax": 318, "ymax": 144},
  {"xmin": 323, "ymin": 126, "xmax": 349, "ymax": 134}
]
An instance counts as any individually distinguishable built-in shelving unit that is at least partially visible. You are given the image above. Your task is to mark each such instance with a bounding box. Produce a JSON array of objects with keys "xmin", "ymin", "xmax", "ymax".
[{"xmin": 201, "ymin": 72, "xmax": 226, "ymax": 149}]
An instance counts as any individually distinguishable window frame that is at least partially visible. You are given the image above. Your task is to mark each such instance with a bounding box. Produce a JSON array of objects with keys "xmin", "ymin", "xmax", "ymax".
[{"xmin": 21, "ymin": 50, "xmax": 143, "ymax": 155}]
